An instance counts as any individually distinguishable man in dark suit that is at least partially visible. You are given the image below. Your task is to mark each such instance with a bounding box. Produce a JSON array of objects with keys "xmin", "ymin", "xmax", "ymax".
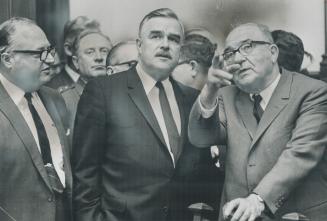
[
  {"xmin": 171, "ymin": 29, "xmax": 223, "ymax": 221},
  {"xmin": 59, "ymin": 30, "xmax": 112, "ymax": 137},
  {"xmin": 0, "ymin": 17, "xmax": 72, "ymax": 221},
  {"xmin": 72, "ymin": 8, "xmax": 199, "ymax": 221},
  {"xmin": 188, "ymin": 23, "xmax": 327, "ymax": 221}
]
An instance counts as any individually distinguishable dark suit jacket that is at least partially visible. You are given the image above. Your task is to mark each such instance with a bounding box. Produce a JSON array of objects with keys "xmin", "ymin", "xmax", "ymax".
[
  {"xmin": 0, "ymin": 84, "xmax": 73, "ymax": 221},
  {"xmin": 188, "ymin": 70, "xmax": 327, "ymax": 221},
  {"xmin": 171, "ymin": 82, "xmax": 223, "ymax": 221},
  {"xmin": 72, "ymin": 67, "xmax": 198, "ymax": 221},
  {"xmin": 46, "ymin": 68, "xmax": 75, "ymax": 90}
]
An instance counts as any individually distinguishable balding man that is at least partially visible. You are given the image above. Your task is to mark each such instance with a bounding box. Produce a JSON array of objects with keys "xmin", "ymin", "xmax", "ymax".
[
  {"xmin": 106, "ymin": 41, "xmax": 138, "ymax": 75},
  {"xmin": 189, "ymin": 23, "xmax": 327, "ymax": 221},
  {"xmin": 0, "ymin": 17, "xmax": 72, "ymax": 221}
]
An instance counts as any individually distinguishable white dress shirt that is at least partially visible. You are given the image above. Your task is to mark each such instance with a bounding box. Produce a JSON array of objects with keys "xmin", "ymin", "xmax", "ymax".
[
  {"xmin": 200, "ymin": 74, "xmax": 281, "ymax": 118},
  {"xmin": 0, "ymin": 74, "xmax": 65, "ymax": 186},
  {"xmin": 136, "ymin": 64, "xmax": 181, "ymax": 166}
]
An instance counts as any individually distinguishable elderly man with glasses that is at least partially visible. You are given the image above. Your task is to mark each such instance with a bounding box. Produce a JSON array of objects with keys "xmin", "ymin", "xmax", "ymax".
[
  {"xmin": 0, "ymin": 17, "xmax": 72, "ymax": 221},
  {"xmin": 188, "ymin": 23, "xmax": 327, "ymax": 221}
]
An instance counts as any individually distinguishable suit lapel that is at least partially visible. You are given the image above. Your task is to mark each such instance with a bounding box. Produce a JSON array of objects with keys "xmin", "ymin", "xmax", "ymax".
[
  {"xmin": 127, "ymin": 68, "xmax": 167, "ymax": 148},
  {"xmin": 236, "ymin": 90, "xmax": 258, "ymax": 139},
  {"xmin": 38, "ymin": 87, "xmax": 73, "ymax": 191},
  {"xmin": 170, "ymin": 77, "xmax": 186, "ymax": 162},
  {"xmin": 0, "ymin": 83, "xmax": 53, "ymax": 192},
  {"xmin": 250, "ymin": 72, "xmax": 292, "ymax": 149}
]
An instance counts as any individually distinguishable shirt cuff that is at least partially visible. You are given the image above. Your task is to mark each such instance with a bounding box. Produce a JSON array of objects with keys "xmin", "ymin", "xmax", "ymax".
[{"xmin": 198, "ymin": 97, "xmax": 218, "ymax": 118}]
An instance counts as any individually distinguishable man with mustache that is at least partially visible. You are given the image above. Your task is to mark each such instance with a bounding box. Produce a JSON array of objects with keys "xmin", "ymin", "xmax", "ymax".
[
  {"xmin": 0, "ymin": 17, "xmax": 72, "ymax": 221},
  {"xmin": 72, "ymin": 8, "xmax": 199, "ymax": 221},
  {"xmin": 60, "ymin": 30, "xmax": 112, "ymax": 135},
  {"xmin": 188, "ymin": 23, "xmax": 327, "ymax": 221}
]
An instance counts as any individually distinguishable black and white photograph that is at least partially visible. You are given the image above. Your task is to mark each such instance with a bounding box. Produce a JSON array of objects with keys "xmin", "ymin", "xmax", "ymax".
[{"xmin": 0, "ymin": 0, "xmax": 326, "ymax": 221}]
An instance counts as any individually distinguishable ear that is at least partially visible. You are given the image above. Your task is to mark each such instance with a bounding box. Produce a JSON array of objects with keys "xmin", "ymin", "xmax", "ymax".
[
  {"xmin": 72, "ymin": 55, "xmax": 79, "ymax": 70},
  {"xmin": 270, "ymin": 44, "xmax": 279, "ymax": 64},
  {"xmin": 136, "ymin": 38, "xmax": 142, "ymax": 53},
  {"xmin": 1, "ymin": 53, "xmax": 13, "ymax": 68},
  {"xmin": 189, "ymin": 60, "xmax": 198, "ymax": 78},
  {"xmin": 64, "ymin": 42, "xmax": 73, "ymax": 57}
]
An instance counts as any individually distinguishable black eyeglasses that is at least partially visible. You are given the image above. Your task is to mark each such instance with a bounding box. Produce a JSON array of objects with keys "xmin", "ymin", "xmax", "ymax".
[
  {"xmin": 107, "ymin": 60, "xmax": 137, "ymax": 75},
  {"xmin": 222, "ymin": 40, "xmax": 272, "ymax": 64},
  {"xmin": 12, "ymin": 46, "xmax": 56, "ymax": 62}
]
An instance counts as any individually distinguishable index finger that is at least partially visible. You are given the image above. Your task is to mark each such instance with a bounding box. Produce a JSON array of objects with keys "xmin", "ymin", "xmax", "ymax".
[{"xmin": 211, "ymin": 55, "xmax": 224, "ymax": 69}]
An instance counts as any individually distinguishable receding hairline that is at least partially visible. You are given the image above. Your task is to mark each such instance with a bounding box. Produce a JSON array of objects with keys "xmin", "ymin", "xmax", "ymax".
[
  {"xmin": 72, "ymin": 31, "xmax": 112, "ymax": 55},
  {"xmin": 138, "ymin": 8, "xmax": 184, "ymax": 38},
  {"xmin": 107, "ymin": 41, "xmax": 136, "ymax": 61},
  {"xmin": 227, "ymin": 23, "xmax": 274, "ymax": 43}
]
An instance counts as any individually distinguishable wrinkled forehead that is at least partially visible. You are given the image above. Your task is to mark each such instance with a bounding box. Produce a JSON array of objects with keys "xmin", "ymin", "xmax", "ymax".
[
  {"xmin": 225, "ymin": 25, "xmax": 269, "ymax": 49},
  {"xmin": 10, "ymin": 24, "xmax": 49, "ymax": 49},
  {"xmin": 79, "ymin": 33, "xmax": 111, "ymax": 48}
]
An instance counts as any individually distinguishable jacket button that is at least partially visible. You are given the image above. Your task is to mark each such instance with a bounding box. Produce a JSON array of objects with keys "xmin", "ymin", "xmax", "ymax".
[
  {"xmin": 48, "ymin": 196, "xmax": 54, "ymax": 202},
  {"xmin": 163, "ymin": 206, "xmax": 169, "ymax": 214}
]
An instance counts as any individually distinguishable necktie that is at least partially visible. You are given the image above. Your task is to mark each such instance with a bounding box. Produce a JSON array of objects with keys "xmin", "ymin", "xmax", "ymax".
[
  {"xmin": 24, "ymin": 93, "xmax": 64, "ymax": 193},
  {"xmin": 252, "ymin": 94, "xmax": 263, "ymax": 124},
  {"xmin": 155, "ymin": 82, "xmax": 180, "ymax": 162}
]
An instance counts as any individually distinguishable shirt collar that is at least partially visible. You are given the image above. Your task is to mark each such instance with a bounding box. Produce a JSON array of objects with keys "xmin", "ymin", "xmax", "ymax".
[
  {"xmin": 250, "ymin": 73, "xmax": 281, "ymax": 106},
  {"xmin": 136, "ymin": 64, "xmax": 170, "ymax": 95},
  {"xmin": 0, "ymin": 73, "xmax": 26, "ymax": 105},
  {"xmin": 65, "ymin": 64, "xmax": 80, "ymax": 83}
]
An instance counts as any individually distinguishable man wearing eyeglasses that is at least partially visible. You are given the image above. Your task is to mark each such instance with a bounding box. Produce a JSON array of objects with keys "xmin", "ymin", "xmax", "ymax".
[
  {"xmin": 188, "ymin": 23, "xmax": 327, "ymax": 221},
  {"xmin": 0, "ymin": 17, "xmax": 72, "ymax": 221},
  {"xmin": 106, "ymin": 41, "xmax": 138, "ymax": 75}
]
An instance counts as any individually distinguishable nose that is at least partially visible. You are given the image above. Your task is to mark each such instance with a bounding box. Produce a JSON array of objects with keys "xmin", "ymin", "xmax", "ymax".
[
  {"xmin": 160, "ymin": 36, "xmax": 169, "ymax": 50},
  {"xmin": 45, "ymin": 52, "xmax": 55, "ymax": 64},
  {"xmin": 233, "ymin": 50, "xmax": 246, "ymax": 65},
  {"xmin": 94, "ymin": 50, "xmax": 104, "ymax": 62}
]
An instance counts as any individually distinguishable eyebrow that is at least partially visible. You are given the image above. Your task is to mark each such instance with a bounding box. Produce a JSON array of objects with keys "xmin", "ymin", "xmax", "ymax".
[
  {"xmin": 36, "ymin": 45, "xmax": 51, "ymax": 51},
  {"xmin": 148, "ymin": 31, "xmax": 181, "ymax": 39},
  {"xmin": 224, "ymin": 39, "xmax": 252, "ymax": 53}
]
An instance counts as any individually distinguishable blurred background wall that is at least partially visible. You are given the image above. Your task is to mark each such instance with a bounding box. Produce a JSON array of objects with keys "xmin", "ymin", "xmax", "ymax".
[{"xmin": 70, "ymin": 0, "xmax": 324, "ymax": 72}]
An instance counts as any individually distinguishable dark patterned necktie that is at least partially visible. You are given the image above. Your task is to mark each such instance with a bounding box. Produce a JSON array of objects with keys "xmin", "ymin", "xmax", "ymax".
[
  {"xmin": 155, "ymin": 82, "xmax": 180, "ymax": 162},
  {"xmin": 252, "ymin": 94, "xmax": 263, "ymax": 124},
  {"xmin": 24, "ymin": 93, "xmax": 64, "ymax": 193}
]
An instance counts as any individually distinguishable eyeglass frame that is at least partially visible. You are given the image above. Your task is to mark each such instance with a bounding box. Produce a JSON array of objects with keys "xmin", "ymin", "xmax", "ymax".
[
  {"xmin": 222, "ymin": 40, "xmax": 272, "ymax": 64},
  {"xmin": 107, "ymin": 60, "xmax": 137, "ymax": 75},
  {"xmin": 10, "ymin": 45, "xmax": 56, "ymax": 63}
]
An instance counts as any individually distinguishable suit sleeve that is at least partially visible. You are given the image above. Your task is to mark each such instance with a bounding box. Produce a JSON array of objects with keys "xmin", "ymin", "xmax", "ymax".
[
  {"xmin": 254, "ymin": 85, "xmax": 327, "ymax": 214},
  {"xmin": 188, "ymin": 93, "xmax": 227, "ymax": 147},
  {"xmin": 72, "ymin": 79, "xmax": 106, "ymax": 221}
]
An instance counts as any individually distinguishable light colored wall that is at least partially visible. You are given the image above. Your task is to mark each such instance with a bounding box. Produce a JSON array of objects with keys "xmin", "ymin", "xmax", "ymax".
[{"xmin": 70, "ymin": 0, "xmax": 324, "ymax": 71}]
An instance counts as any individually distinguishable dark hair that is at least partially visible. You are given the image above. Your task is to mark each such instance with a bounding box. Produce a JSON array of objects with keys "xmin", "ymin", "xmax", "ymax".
[
  {"xmin": 272, "ymin": 30, "xmax": 304, "ymax": 72},
  {"xmin": 71, "ymin": 30, "xmax": 112, "ymax": 56},
  {"xmin": 180, "ymin": 33, "xmax": 217, "ymax": 68},
  {"xmin": 63, "ymin": 16, "xmax": 100, "ymax": 45},
  {"xmin": 138, "ymin": 8, "xmax": 183, "ymax": 37},
  {"xmin": 0, "ymin": 17, "xmax": 36, "ymax": 53}
]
